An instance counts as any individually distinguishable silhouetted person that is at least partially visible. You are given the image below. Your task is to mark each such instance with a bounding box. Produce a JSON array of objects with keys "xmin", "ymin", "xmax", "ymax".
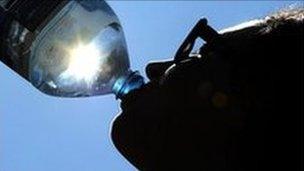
[{"xmin": 112, "ymin": 8, "xmax": 303, "ymax": 171}]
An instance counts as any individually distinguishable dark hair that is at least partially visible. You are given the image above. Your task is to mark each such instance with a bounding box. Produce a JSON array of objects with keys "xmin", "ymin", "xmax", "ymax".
[{"xmin": 220, "ymin": 7, "xmax": 303, "ymax": 34}]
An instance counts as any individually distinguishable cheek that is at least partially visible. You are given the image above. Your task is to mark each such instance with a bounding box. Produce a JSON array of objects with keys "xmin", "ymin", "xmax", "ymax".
[
  {"xmin": 212, "ymin": 91, "xmax": 229, "ymax": 108},
  {"xmin": 197, "ymin": 81, "xmax": 214, "ymax": 100}
]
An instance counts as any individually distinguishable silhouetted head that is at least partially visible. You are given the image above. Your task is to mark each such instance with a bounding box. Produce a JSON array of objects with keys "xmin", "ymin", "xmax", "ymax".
[{"xmin": 112, "ymin": 7, "xmax": 303, "ymax": 171}]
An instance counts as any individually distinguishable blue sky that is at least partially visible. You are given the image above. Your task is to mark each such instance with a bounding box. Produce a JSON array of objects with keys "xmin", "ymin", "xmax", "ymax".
[{"xmin": 0, "ymin": 1, "xmax": 301, "ymax": 171}]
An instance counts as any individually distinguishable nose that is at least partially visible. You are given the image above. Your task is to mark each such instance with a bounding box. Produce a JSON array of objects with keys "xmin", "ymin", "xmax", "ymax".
[{"xmin": 145, "ymin": 60, "xmax": 174, "ymax": 80}]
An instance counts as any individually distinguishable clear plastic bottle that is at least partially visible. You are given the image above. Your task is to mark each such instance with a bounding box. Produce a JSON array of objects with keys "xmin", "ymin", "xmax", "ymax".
[{"xmin": 29, "ymin": 0, "xmax": 143, "ymax": 98}]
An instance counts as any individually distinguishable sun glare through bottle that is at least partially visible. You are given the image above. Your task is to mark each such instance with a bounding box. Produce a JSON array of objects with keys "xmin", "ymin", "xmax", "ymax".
[{"xmin": 28, "ymin": 0, "xmax": 144, "ymax": 98}]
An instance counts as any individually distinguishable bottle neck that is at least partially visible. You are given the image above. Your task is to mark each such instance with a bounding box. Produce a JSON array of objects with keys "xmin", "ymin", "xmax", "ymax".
[{"xmin": 112, "ymin": 71, "xmax": 144, "ymax": 99}]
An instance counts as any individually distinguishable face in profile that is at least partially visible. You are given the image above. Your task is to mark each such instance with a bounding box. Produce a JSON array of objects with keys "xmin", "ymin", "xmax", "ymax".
[{"xmin": 111, "ymin": 9, "xmax": 303, "ymax": 170}]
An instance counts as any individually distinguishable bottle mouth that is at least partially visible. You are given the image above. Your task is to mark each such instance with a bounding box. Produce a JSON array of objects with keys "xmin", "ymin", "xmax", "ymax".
[{"xmin": 112, "ymin": 71, "xmax": 144, "ymax": 99}]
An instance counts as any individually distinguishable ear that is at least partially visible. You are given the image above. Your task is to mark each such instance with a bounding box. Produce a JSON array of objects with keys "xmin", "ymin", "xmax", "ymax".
[{"xmin": 145, "ymin": 60, "xmax": 174, "ymax": 81}]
